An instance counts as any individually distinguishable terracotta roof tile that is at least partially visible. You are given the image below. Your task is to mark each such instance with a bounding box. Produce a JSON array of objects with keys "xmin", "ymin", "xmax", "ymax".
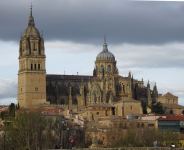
[
  {"xmin": 157, "ymin": 116, "xmax": 184, "ymax": 121},
  {"xmin": 162, "ymin": 92, "xmax": 178, "ymax": 98}
]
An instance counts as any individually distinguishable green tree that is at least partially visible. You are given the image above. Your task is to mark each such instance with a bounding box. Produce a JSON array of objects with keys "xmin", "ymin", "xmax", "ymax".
[
  {"xmin": 142, "ymin": 102, "xmax": 147, "ymax": 114},
  {"xmin": 149, "ymin": 101, "xmax": 166, "ymax": 114},
  {"xmin": 8, "ymin": 103, "xmax": 15, "ymax": 117},
  {"xmin": 5, "ymin": 110, "xmax": 55, "ymax": 150},
  {"xmin": 0, "ymin": 112, "xmax": 6, "ymax": 120}
]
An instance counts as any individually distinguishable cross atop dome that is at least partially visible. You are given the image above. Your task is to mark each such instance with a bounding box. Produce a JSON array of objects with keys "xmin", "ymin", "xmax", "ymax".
[
  {"xmin": 30, "ymin": 3, "xmax": 33, "ymax": 17},
  {"xmin": 104, "ymin": 35, "xmax": 106, "ymax": 43}
]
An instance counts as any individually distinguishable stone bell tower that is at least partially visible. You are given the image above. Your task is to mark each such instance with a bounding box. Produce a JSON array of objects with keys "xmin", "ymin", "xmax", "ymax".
[{"xmin": 17, "ymin": 6, "xmax": 49, "ymax": 108}]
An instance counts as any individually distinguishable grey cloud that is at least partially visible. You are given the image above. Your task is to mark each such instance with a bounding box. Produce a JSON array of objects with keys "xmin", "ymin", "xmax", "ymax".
[
  {"xmin": 0, "ymin": 1, "xmax": 184, "ymax": 45},
  {"xmin": 0, "ymin": 79, "xmax": 17, "ymax": 99}
]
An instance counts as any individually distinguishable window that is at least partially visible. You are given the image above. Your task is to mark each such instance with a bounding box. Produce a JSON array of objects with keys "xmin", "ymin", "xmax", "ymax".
[
  {"xmin": 137, "ymin": 123, "xmax": 140, "ymax": 128},
  {"xmin": 35, "ymin": 64, "xmax": 36, "ymax": 70},
  {"xmin": 33, "ymin": 43, "xmax": 37, "ymax": 51},
  {"xmin": 168, "ymin": 99, "xmax": 170, "ymax": 103},
  {"xmin": 96, "ymin": 66, "xmax": 98, "ymax": 72},
  {"xmin": 101, "ymin": 65, "xmax": 104, "ymax": 69},
  {"xmin": 170, "ymin": 110, "xmax": 173, "ymax": 114},
  {"xmin": 173, "ymin": 99, "xmax": 175, "ymax": 104},
  {"xmin": 97, "ymin": 112, "xmax": 99, "ymax": 115},
  {"xmin": 141, "ymin": 123, "xmax": 144, "ymax": 128},
  {"xmin": 130, "ymin": 105, "xmax": 132, "ymax": 110},
  {"xmin": 108, "ymin": 65, "xmax": 111, "ymax": 71},
  {"xmin": 31, "ymin": 64, "xmax": 33, "ymax": 70},
  {"xmin": 38, "ymin": 64, "xmax": 40, "ymax": 70},
  {"xmin": 35, "ymin": 87, "xmax": 38, "ymax": 91}
]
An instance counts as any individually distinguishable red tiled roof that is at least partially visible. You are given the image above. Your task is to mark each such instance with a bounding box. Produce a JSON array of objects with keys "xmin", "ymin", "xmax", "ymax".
[
  {"xmin": 0, "ymin": 126, "xmax": 5, "ymax": 131},
  {"xmin": 162, "ymin": 92, "xmax": 178, "ymax": 98},
  {"xmin": 175, "ymin": 114, "xmax": 184, "ymax": 117},
  {"xmin": 162, "ymin": 103, "xmax": 184, "ymax": 109},
  {"xmin": 157, "ymin": 116, "xmax": 184, "ymax": 121}
]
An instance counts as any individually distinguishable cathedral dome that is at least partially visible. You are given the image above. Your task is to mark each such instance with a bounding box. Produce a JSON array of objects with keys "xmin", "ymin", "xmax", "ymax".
[
  {"xmin": 23, "ymin": 26, "xmax": 40, "ymax": 38},
  {"xmin": 96, "ymin": 42, "xmax": 115, "ymax": 59},
  {"xmin": 23, "ymin": 7, "xmax": 40, "ymax": 38}
]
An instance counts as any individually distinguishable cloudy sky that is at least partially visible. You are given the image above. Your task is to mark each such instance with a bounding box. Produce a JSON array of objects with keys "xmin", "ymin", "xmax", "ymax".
[{"xmin": 0, "ymin": 0, "xmax": 184, "ymax": 105}]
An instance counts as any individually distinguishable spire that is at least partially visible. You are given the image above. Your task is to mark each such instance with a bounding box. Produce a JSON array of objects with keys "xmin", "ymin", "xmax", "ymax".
[
  {"xmin": 128, "ymin": 71, "xmax": 131, "ymax": 78},
  {"xmin": 147, "ymin": 79, "xmax": 150, "ymax": 88},
  {"xmin": 81, "ymin": 77, "xmax": 84, "ymax": 86},
  {"xmin": 103, "ymin": 36, "xmax": 108, "ymax": 51},
  {"xmin": 30, "ymin": 3, "xmax": 33, "ymax": 17}
]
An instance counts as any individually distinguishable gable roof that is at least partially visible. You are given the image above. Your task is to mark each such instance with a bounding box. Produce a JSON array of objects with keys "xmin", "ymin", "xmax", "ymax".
[{"xmin": 162, "ymin": 92, "xmax": 178, "ymax": 98}]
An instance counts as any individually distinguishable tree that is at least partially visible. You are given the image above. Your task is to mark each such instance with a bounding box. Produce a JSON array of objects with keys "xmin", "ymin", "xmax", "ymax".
[
  {"xmin": 149, "ymin": 102, "xmax": 166, "ymax": 114},
  {"xmin": 142, "ymin": 102, "xmax": 147, "ymax": 114},
  {"xmin": 0, "ymin": 112, "xmax": 6, "ymax": 120},
  {"xmin": 8, "ymin": 103, "xmax": 16, "ymax": 117},
  {"xmin": 5, "ymin": 110, "xmax": 55, "ymax": 150}
]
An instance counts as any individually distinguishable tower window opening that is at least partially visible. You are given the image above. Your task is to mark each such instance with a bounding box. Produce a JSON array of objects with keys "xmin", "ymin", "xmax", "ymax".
[
  {"xmin": 38, "ymin": 64, "xmax": 40, "ymax": 70},
  {"xmin": 31, "ymin": 64, "xmax": 33, "ymax": 70},
  {"xmin": 33, "ymin": 43, "xmax": 37, "ymax": 51},
  {"xmin": 35, "ymin": 64, "xmax": 36, "ymax": 70},
  {"xmin": 108, "ymin": 65, "xmax": 111, "ymax": 71},
  {"xmin": 101, "ymin": 65, "xmax": 104, "ymax": 70}
]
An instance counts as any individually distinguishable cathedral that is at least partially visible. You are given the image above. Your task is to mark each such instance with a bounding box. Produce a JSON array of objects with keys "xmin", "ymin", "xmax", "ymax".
[{"xmin": 17, "ymin": 7, "xmax": 184, "ymax": 117}]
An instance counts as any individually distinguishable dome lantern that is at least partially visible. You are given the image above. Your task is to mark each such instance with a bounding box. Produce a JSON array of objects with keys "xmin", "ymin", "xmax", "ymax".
[{"xmin": 96, "ymin": 37, "xmax": 115, "ymax": 59}]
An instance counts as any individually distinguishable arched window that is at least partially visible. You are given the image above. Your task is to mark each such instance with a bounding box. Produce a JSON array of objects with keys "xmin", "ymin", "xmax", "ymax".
[
  {"xmin": 108, "ymin": 65, "xmax": 111, "ymax": 71},
  {"xmin": 101, "ymin": 65, "xmax": 104, "ymax": 70},
  {"xmin": 35, "ymin": 64, "xmax": 36, "ymax": 70},
  {"xmin": 141, "ymin": 123, "xmax": 144, "ymax": 128},
  {"xmin": 170, "ymin": 110, "xmax": 173, "ymax": 114},
  {"xmin": 173, "ymin": 99, "xmax": 175, "ymax": 104},
  {"xmin": 31, "ymin": 64, "xmax": 33, "ymax": 70},
  {"xmin": 61, "ymin": 98, "xmax": 65, "ymax": 104},
  {"xmin": 38, "ymin": 64, "xmax": 40, "ymax": 70},
  {"xmin": 130, "ymin": 105, "xmax": 132, "ymax": 110},
  {"xmin": 73, "ymin": 99, "xmax": 78, "ymax": 105},
  {"xmin": 96, "ymin": 66, "xmax": 98, "ymax": 72},
  {"xmin": 168, "ymin": 99, "xmax": 170, "ymax": 103}
]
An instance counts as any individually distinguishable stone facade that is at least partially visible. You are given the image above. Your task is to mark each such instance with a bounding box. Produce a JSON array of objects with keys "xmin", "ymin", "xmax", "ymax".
[
  {"xmin": 17, "ymin": 8, "xmax": 183, "ymax": 118},
  {"xmin": 17, "ymin": 8, "xmax": 49, "ymax": 108}
]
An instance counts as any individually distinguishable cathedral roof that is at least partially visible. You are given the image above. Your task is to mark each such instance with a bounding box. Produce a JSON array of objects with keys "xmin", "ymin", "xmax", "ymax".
[{"xmin": 96, "ymin": 41, "xmax": 115, "ymax": 59}]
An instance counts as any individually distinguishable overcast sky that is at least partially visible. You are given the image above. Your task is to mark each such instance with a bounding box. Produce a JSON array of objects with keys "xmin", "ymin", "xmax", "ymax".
[{"xmin": 0, "ymin": 0, "xmax": 184, "ymax": 106}]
